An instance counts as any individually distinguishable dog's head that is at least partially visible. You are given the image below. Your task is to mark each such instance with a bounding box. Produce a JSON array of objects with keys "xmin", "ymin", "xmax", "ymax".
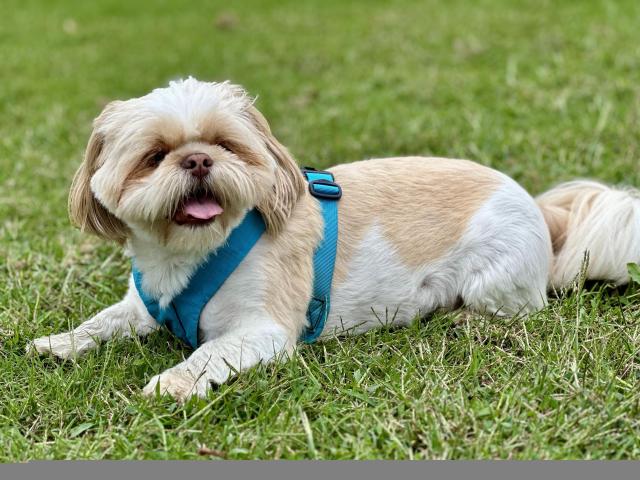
[{"xmin": 69, "ymin": 78, "xmax": 305, "ymax": 253}]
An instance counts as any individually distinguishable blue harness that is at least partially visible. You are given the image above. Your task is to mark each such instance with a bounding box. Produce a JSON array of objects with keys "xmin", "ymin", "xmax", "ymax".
[{"xmin": 132, "ymin": 168, "xmax": 341, "ymax": 348}]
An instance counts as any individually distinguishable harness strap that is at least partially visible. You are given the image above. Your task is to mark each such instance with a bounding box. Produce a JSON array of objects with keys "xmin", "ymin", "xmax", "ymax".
[
  {"xmin": 133, "ymin": 209, "xmax": 266, "ymax": 349},
  {"xmin": 300, "ymin": 167, "xmax": 342, "ymax": 343}
]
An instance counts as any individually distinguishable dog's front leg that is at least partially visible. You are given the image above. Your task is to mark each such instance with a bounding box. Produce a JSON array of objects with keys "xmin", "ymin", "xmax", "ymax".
[
  {"xmin": 28, "ymin": 282, "xmax": 158, "ymax": 360},
  {"xmin": 142, "ymin": 319, "xmax": 293, "ymax": 401}
]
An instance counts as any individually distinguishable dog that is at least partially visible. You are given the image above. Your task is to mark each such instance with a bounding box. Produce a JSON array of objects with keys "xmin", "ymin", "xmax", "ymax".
[{"xmin": 28, "ymin": 77, "xmax": 640, "ymax": 401}]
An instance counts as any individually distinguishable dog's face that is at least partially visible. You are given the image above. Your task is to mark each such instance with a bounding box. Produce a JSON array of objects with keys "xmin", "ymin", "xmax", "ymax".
[{"xmin": 69, "ymin": 78, "xmax": 304, "ymax": 253}]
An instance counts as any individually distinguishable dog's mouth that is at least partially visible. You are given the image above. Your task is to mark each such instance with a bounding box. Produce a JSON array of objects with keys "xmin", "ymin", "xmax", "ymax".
[{"xmin": 173, "ymin": 189, "xmax": 223, "ymax": 226}]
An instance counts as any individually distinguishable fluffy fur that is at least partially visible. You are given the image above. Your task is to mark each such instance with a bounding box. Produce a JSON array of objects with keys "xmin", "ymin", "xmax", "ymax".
[{"xmin": 28, "ymin": 78, "xmax": 640, "ymax": 402}]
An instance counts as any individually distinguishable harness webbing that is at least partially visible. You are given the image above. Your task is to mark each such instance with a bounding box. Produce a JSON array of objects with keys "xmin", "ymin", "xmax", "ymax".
[
  {"xmin": 299, "ymin": 168, "xmax": 342, "ymax": 342},
  {"xmin": 133, "ymin": 209, "xmax": 266, "ymax": 348}
]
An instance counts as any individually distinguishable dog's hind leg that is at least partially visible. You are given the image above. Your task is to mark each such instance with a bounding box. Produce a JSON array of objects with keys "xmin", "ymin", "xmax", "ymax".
[{"xmin": 456, "ymin": 176, "xmax": 552, "ymax": 317}]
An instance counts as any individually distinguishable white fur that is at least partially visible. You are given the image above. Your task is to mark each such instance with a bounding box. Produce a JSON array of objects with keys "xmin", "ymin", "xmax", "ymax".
[
  {"xmin": 325, "ymin": 224, "xmax": 427, "ymax": 336},
  {"xmin": 127, "ymin": 234, "xmax": 206, "ymax": 308}
]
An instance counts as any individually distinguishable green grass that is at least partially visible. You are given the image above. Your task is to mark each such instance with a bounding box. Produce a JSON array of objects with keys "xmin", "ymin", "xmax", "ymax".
[{"xmin": 2, "ymin": 0, "xmax": 640, "ymax": 460}]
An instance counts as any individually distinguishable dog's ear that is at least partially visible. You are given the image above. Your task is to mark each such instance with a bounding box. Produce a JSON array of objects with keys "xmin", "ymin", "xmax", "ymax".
[
  {"xmin": 68, "ymin": 106, "xmax": 129, "ymax": 243},
  {"xmin": 246, "ymin": 104, "xmax": 305, "ymax": 235}
]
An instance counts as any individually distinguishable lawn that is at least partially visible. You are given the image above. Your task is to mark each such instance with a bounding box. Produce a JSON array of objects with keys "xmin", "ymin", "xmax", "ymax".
[{"xmin": 2, "ymin": 0, "xmax": 640, "ymax": 460}]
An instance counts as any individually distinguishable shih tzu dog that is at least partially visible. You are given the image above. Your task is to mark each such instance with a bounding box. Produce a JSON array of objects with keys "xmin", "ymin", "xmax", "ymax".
[{"xmin": 29, "ymin": 77, "xmax": 640, "ymax": 401}]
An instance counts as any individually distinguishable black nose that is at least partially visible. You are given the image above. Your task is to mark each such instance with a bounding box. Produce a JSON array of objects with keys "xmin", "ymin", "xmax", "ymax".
[{"xmin": 181, "ymin": 153, "xmax": 213, "ymax": 178}]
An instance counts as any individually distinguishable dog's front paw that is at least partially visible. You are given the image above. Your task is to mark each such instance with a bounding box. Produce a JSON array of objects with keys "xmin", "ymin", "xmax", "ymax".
[
  {"xmin": 142, "ymin": 368, "xmax": 210, "ymax": 402},
  {"xmin": 27, "ymin": 332, "xmax": 92, "ymax": 360}
]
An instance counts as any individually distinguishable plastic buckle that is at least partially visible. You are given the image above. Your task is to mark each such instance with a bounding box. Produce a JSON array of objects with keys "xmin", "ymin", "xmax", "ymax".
[
  {"xmin": 308, "ymin": 178, "xmax": 342, "ymax": 200},
  {"xmin": 302, "ymin": 167, "xmax": 342, "ymax": 200}
]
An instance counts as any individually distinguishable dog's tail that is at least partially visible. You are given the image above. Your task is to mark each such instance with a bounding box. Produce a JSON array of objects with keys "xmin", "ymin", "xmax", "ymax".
[{"xmin": 536, "ymin": 180, "xmax": 640, "ymax": 289}]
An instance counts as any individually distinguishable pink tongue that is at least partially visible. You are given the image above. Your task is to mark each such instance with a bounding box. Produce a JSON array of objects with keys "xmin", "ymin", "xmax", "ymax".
[{"xmin": 182, "ymin": 197, "xmax": 223, "ymax": 220}]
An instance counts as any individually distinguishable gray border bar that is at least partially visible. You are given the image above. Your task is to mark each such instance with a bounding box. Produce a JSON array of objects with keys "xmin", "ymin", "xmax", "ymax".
[{"xmin": 1, "ymin": 460, "xmax": 639, "ymax": 480}]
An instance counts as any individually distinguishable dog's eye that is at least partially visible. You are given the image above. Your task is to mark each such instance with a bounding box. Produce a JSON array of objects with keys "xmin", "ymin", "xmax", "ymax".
[
  {"xmin": 148, "ymin": 149, "xmax": 167, "ymax": 165},
  {"xmin": 217, "ymin": 141, "xmax": 234, "ymax": 153}
]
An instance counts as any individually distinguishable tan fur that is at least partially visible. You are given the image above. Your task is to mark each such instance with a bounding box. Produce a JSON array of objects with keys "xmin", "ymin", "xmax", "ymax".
[
  {"xmin": 68, "ymin": 127, "xmax": 129, "ymax": 243},
  {"xmin": 245, "ymin": 105, "xmax": 306, "ymax": 235},
  {"xmin": 263, "ymin": 195, "xmax": 323, "ymax": 338},
  {"xmin": 328, "ymin": 157, "xmax": 502, "ymax": 284},
  {"xmin": 120, "ymin": 149, "xmax": 167, "ymax": 202},
  {"xmin": 538, "ymin": 205, "xmax": 569, "ymax": 254}
]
